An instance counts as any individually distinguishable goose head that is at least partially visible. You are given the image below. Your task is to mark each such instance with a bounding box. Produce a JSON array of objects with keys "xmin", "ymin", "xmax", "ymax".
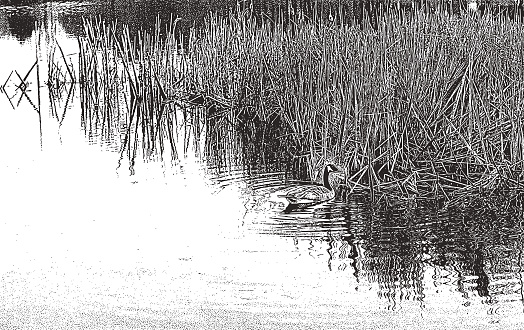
[{"xmin": 323, "ymin": 164, "xmax": 342, "ymax": 190}]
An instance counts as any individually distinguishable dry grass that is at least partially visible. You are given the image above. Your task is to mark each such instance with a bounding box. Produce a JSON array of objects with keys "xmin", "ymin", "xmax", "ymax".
[
  {"xmin": 189, "ymin": 10, "xmax": 524, "ymax": 198},
  {"xmin": 78, "ymin": 17, "xmax": 204, "ymax": 169},
  {"xmin": 79, "ymin": 7, "xmax": 524, "ymax": 199}
]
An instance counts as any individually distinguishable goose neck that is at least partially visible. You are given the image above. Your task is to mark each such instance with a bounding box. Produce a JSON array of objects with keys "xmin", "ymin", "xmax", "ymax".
[{"xmin": 323, "ymin": 167, "xmax": 332, "ymax": 190}]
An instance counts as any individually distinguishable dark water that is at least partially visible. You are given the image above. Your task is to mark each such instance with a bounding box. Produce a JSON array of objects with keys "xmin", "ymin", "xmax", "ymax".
[
  {"xmin": 0, "ymin": 0, "xmax": 267, "ymax": 42},
  {"xmin": 1, "ymin": 1, "xmax": 524, "ymax": 329}
]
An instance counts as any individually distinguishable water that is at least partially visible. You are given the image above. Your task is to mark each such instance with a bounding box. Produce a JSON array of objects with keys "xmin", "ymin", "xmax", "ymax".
[{"xmin": 2, "ymin": 1, "xmax": 524, "ymax": 329}]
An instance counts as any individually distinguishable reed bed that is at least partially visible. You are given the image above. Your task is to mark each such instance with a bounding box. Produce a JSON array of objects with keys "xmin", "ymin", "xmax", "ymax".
[
  {"xmin": 79, "ymin": 8, "xmax": 524, "ymax": 198},
  {"xmin": 78, "ymin": 17, "xmax": 206, "ymax": 168},
  {"xmin": 189, "ymin": 10, "xmax": 524, "ymax": 198}
]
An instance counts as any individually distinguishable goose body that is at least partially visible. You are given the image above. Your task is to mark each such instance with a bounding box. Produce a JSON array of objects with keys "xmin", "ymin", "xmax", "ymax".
[{"xmin": 278, "ymin": 164, "xmax": 341, "ymax": 208}]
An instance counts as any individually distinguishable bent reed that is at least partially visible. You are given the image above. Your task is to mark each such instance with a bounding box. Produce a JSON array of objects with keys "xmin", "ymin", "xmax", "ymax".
[{"xmin": 79, "ymin": 7, "xmax": 524, "ymax": 200}]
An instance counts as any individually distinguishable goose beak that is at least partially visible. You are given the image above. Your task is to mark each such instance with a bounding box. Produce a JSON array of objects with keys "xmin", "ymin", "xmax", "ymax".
[{"xmin": 327, "ymin": 164, "xmax": 340, "ymax": 172}]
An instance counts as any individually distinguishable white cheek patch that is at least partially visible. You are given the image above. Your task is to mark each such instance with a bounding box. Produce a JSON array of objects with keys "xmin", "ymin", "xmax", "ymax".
[{"xmin": 468, "ymin": 1, "xmax": 478, "ymax": 12}]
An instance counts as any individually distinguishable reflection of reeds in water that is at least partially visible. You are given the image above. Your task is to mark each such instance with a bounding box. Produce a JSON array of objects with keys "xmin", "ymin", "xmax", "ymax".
[
  {"xmin": 46, "ymin": 40, "xmax": 76, "ymax": 89},
  {"xmin": 440, "ymin": 193, "xmax": 524, "ymax": 304},
  {"xmin": 362, "ymin": 194, "xmax": 524, "ymax": 305},
  {"xmin": 259, "ymin": 192, "xmax": 524, "ymax": 305},
  {"xmin": 349, "ymin": 199, "xmax": 427, "ymax": 306},
  {"xmin": 362, "ymin": 252, "xmax": 426, "ymax": 307},
  {"xmin": 262, "ymin": 196, "xmax": 427, "ymax": 305},
  {"xmin": 484, "ymin": 243, "xmax": 524, "ymax": 305}
]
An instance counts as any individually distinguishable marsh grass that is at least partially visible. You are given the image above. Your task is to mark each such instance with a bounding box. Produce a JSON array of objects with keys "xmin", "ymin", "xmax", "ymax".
[
  {"xmin": 190, "ymin": 9, "xmax": 524, "ymax": 197},
  {"xmin": 79, "ymin": 7, "xmax": 524, "ymax": 198},
  {"xmin": 79, "ymin": 17, "xmax": 206, "ymax": 172}
]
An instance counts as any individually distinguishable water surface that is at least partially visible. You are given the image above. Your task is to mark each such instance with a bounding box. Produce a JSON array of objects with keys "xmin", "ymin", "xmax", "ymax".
[{"xmin": 1, "ymin": 1, "xmax": 524, "ymax": 329}]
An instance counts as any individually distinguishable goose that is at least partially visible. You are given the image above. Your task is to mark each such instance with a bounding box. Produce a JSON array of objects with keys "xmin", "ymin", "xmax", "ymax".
[{"xmin": 278, "ymin": 164, "xmax": 342, "ymax": 211}]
